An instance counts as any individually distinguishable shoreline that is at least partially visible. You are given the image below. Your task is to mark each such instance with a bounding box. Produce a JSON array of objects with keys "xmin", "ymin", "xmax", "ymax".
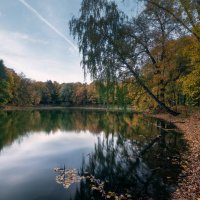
[
  {"xmin": 153, "ymin": 111, "xmax": 200, "ymax": 200},
  {"xmin": 2, "ymin": 105, "xmax": 68, "ymax": 111},
  {"xmin": 1, "ymin": 105, "xmax": 136, "ymax": 112}
]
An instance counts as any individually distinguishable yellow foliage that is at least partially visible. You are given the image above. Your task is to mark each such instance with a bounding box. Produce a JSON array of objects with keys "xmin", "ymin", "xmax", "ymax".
[{"xmin": 178, "ymin": 67, "xmax": 200, "ymax": 99}]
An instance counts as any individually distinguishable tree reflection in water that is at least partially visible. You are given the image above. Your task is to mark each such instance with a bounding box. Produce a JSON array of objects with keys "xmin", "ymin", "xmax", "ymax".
[
  {"xmin": 0, "ymin": 110, "xmax": 168, "ymax": 151},
  {"xmin": 75, "ymin": 121, "xmax": 187, "ymax": 200}
]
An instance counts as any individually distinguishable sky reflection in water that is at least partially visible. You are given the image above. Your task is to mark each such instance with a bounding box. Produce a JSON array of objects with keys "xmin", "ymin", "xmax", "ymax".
[{"xmin": 0, "ymin": 129, "xmax": 97, "ymax": 200}]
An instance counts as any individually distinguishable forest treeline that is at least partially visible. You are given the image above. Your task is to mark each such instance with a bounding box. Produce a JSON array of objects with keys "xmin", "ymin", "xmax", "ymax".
[
  {"xmin": 0, "ymin": 34, "xmax": 199, "ymax": 112},
  {"xmin": 0, "ymin": 60, "xmax": 100, "ymax": 107}
]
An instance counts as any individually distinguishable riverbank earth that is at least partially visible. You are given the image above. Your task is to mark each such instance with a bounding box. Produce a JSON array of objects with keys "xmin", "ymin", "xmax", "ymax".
[{"xmin": 154, "ymin": 111, "xmax": 200, "ymax": 200}]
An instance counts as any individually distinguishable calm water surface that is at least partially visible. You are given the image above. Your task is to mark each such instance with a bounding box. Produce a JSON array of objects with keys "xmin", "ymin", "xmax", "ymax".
[{"xmin": 0, "ymin": 109, "xmax": 187, "ymax": 200}]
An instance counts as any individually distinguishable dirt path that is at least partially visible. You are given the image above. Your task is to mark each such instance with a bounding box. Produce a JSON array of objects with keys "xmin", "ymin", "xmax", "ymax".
[{"xmin": 154, "ymin": 111, "xmax": 200, "ymax": 200}]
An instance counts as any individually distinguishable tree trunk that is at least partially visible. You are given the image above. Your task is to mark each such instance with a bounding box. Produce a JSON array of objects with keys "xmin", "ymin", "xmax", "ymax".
[
  {"xmin": 159, "ymin": 81, "xmax": 166, "ymax": 104},
  {"xmin": 125, "ymin": 63, "xmax": 180, "ymax": 116}
]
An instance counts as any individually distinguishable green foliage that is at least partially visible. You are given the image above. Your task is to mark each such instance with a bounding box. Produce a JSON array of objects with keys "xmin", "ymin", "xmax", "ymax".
[
  {"xmin": 69, "ymin": 0, "xmax": 129, "ymax": 81},
  {"xmin": 87, "ymin": 82, "xmax": 99, "ymax": 104},
  {"xmin": 59, "ymin": 83, "xmax": 75, "ymax": 105},
  {"xmin": 0, "ymin": 60, "xmax": 13, "ymax": 106}
]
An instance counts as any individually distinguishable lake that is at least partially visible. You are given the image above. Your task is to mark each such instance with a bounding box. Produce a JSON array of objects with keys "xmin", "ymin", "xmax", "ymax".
[{"xmin": 0, "ymin": 109, "xmax": 187, "ymax": 200}]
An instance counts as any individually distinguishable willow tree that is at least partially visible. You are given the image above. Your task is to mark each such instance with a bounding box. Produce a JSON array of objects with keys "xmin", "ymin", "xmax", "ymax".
[{"xmin": 69, "ymin": 0, "xmax": 180, "ymax": 115}]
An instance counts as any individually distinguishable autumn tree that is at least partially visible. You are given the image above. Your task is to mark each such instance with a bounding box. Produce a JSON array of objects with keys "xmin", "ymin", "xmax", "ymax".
[
  {"xmin": 16, "ymin": 74, "xmax": 34, "ymax": 105},
  {"xmin": 69, "ymin": 0, "xmax": 180, "ymax": 115},
  {"xmin": 176, "ymin": 36, "xmax": 200, "ymax": 105},
  {"xmin": 59, "ymin": 83, "xmax": 75, "ymax": 105},
  {"xmin": 0, "ymin": 60, "xmax": 13, "ymax": 107},
  {"xmin": 141, "ymin": 0, "xmax": 200, "ymax": 41},
  {"xmin": 87, "ymin": 82, "xmax": 99, "ymax": 105},
  {"xmin": 73, "ymin": 83, "xmax": 87, "ymax": 105}
]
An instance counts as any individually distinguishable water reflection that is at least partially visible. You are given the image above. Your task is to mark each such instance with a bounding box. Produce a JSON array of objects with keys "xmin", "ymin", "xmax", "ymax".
[
  {"xmin": 0, "ymin": 110, "xmax": 187, "ymax": 200},
  {"xmin": 77, "ymin": 122, "xmax": 186, "ymax": 200},
  {"xmin": 0, "ymin": 110, "xmax": 164, "ymax": 151}
]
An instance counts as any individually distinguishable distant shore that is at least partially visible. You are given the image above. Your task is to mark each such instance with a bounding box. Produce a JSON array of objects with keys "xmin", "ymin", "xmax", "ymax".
[
  {"xmin": 1, "ymin": 105, "xmax": 135, "ymax": 112},
  {"xmin": 2, "ymin": 105, "xmax": 66, "ymax": 111}
]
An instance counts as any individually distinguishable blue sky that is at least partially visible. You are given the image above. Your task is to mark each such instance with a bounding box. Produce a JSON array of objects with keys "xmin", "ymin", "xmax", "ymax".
[{"xmin": 0, "ymin": 0, "xmax": 139, "ymax": 83}]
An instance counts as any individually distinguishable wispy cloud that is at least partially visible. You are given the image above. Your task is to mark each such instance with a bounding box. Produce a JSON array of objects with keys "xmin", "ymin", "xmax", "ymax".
[
  {"xmin": 0, "ymin": 30, "xmax": 83, "ymax": 83},
  {"xmin": 13, "ymin": 32, "xmax": 48, "ymax": 45},
  {"xmin": 18, "ymin": 0, "xmax": 78, "ymax": 52}
]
